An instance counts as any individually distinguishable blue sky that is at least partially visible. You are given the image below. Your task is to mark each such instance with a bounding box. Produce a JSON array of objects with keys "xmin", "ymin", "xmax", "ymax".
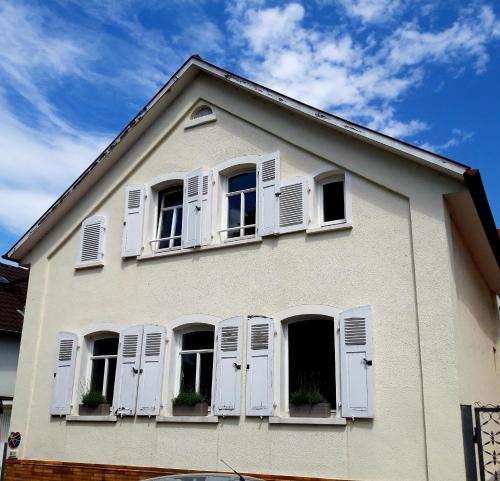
[{"xmin": 0, "ymin": 0, "xmax": 499, "ymax": 256}]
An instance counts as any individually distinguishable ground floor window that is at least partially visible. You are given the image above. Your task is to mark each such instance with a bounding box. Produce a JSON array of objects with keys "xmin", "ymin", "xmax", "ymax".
[
  {"xmin": 89, "ymin": 336, "xmax": 119, "ymax": 404},
  {"xmin": 288, "ymin": 318, "xmax": 336, "ymax": 407},
  {"xmin": 178, "ymin": 329, "xmax": 215, "ymax": 404}
]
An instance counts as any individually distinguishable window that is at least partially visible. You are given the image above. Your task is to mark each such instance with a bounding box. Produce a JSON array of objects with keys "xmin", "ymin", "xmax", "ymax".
[
  {"xmin": 156, "ymin": 186, "xmax": 183, "ymax": 250},
  {"xmin": 191, "ymin": 105, "xmax": 213, "ymax": 119},
  {"xmin": 320, "ymin": 176, "xmax": 345, "ymax": 225},
  {"xmin": 177, "ymin": 329, "xmax": 215, "ymax": 404},
  {"xmin": 224, "ymin": 171, "xmax": 257, "ymax": 239},
  {"xmin": 88, "ymin": 336, "xmax": 118, "ymax": 404},
  {"xmin": 287, "ymin": 318, "xmax": 336, "ymax": 410}
]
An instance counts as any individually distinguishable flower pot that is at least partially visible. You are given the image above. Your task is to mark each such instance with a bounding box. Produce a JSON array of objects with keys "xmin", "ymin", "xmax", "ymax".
[
  {"xmin": 289, "ymin": 402, "xmax": 331, "ymax": 418},
  {"xmin": 78, "ymin": 403, "xmax": 111, "ymax": 416},
  {"xmin": 172, "ymin": 402, "xmax": 209, "ymax": 416}
]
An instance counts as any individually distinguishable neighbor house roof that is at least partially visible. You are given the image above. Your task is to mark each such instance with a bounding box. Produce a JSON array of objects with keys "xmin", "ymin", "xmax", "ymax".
[
  {"xmin": 0, "ymin": 263, "xmax": 28, "ymax": 333},
  {"xmin": 2, "ymin": 55, "xmax": 498, "ymax": 283}
]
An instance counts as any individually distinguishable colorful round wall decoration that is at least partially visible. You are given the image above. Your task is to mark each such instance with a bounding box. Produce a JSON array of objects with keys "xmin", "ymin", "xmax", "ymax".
[{"xmin": 8, "ymin": 432, "xmax": 21, "ymax": 449}]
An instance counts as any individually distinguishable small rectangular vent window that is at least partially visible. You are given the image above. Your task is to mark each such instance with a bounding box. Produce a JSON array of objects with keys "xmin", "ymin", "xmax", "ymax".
[
  {"xmin": 127, "ymin": 189, "xmax": 141, "ymax": 210},
  {"xmin": 144, "ymin": 332, "xmax": 162, "ymax": 357},
  {"xmin": 280, "ymin": 183, "xmax": 303, "ymax": 227},
  {"xmin": 262, "ymin": 159, "xmax": 275, "ymax": 182},
  {"xmin": 187, "ymin": 176, "xmax": 199, "ymax": 197},
  {"xmin": 344, "ymin": 318, "xmax": 366, "ymax": 345},
  {"xmin": 58, "ymin": 339, "xmax": 74, "ymax": 361},
  {"xmin": 251, "ymin": 323, "xmax": 269, "ymax": 350},
  {"xmin": 221, "ymin": 326, "xmax": 239, "ymax": 352},
  {"xmin": 81, "ymin": 223, "xmax": 101, "ymax": 262},
  {"xmin": 123, "ymin": 334, "xmax": 139, "ymax": 357}
]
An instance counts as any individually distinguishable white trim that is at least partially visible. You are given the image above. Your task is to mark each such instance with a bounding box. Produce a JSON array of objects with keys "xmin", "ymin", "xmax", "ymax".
[
  {"xmin": 149, "ymin": 172, "xmax": 187, "ymax": 191},
  {"xmin": 307, "ymin": 223, "xmax": 353, "ymax": 235},
  {"xmin": 213, "ymin": 155, "xmax": 260, "ymax": 177},
  {"xmin": 169, "ymin": 314, "xmax": 220, "ymax": 331},
  {"xmin": 184, "ymin": 113, "xmax": 217, "ymax": 130},
  {"xmin": 74, "ymin": 261, "xmax": 104, "ymax": 270},
  {"xmin": 156, "ymin": 415, "xmax": 218, "ymax": 423},
  {"xmin": 269, "ymin": 416, "xmax": 346, "ymax": 425},
  {"xmin": 66, "ymin": 415, "xmax": 117, "ymax": 422},
  {"xmin": 80, "ymin": 323, "xmax": 121, "ymax": 337}
]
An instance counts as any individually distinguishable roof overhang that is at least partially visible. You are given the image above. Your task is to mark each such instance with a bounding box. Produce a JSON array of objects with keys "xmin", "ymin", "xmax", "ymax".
[{"xmin": 2, "ymin": 55, "xmax": 476, "ymax": 262}]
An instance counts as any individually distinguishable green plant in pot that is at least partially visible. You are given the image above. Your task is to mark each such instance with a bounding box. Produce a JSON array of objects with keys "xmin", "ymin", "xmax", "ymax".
[
  {"xmin": 289, "ymin": 387, "xmax": 331, "ymax": 418},
  {"xmin": 172, "ymin": 391, "xmax": 208, "ymax": 416},
  {"xmin": 79, "ymin": 389, "xmax": 110, "ymax": 416}
]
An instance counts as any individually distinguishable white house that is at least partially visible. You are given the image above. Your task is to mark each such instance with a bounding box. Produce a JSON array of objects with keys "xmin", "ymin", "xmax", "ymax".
[{"xmin": 3, "ymin": 56, "xmax": 500, "ymax": 481}]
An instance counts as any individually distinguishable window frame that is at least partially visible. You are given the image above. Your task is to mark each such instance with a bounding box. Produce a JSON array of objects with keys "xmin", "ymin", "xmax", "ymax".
[
  {"xmin": 319, "ymin": 175, "xmax": 347, "ymax": 226},
  {"xmin": 154, "ymin": 186, "xmax": 184, "ymax": 252}
]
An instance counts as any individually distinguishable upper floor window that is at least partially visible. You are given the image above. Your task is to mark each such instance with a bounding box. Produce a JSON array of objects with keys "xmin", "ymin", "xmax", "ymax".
[
  {"xmin": 177, "ymin": 328, "xmax": 215, "ymax": 405},
  {"xmin": 319, "ymin": 175, "xmax": 345, "ymax": 225},
  {"xmin": 191, "ymin": 105, "xmax": 213, "ymax": 119},
  {"xmin": 225, "ymin": 171, "xmax": 257, "ymax": 239},
  {"xmin": 156, "ymin": 186, "xmax": 183, "ymax": 250},
  {"xmin": 89, "ymin": 336, "xmax": 119, "ymax": 404}
]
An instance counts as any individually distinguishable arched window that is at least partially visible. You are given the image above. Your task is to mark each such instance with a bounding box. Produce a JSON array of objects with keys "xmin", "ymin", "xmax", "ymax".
[
  {"xmin": 156, "ymin": 185, "xmax": 183, "ymax": 250},
  {"xmin": 191, "ymin": 105, "xmax": 213, "ymax": 119},
  {"xmin": 86, "ymin": 333, "xmax": 119, "ymax": 404},
  {"xmin": 225, "ymin": 170, "xmax": 257, "ymax": 239},
  {"xmin": 175, "ymin": 326, "xmax": 215, "ymax": 404},
  {"xmin": 287, "ymin": 318, "xmax": 336, "ymax": 407}
]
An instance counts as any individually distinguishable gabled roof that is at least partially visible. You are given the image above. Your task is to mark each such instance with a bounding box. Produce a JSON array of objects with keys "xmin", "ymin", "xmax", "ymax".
[
  {"xmin": 0, "ymin": 262, "xmax": 28, "ymax": 333},
  {"xmin": 2, "ymin": 55, "xmax": 493, "ymax": 266}
]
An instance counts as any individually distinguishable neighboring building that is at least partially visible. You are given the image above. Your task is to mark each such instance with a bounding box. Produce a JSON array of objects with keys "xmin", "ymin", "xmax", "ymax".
[
  {"xmin": 0, "ymin": 262, "xmax": 28, "ymax": 468},
  {"xmin": 2, "ymin": 56, "xmax": 500, "ymax": 481}
]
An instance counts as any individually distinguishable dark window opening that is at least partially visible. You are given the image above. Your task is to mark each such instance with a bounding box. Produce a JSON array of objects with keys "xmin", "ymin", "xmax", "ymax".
[
  {"xmin": 288, "ymin": 318, "xmax": 336, "ymax": 406},
  {"xmin": 323, "ymin": 180, "xmax": 345, "ymax": 223}
]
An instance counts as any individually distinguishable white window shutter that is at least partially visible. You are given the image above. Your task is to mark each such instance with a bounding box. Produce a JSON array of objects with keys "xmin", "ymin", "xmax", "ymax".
[
  {"xmin": 136, "ymin": 325, "xmax": 166, "ymax": 416},
  {"xmin": 214, "ymin": 316, "xmax": 243, "ymax": 416},
  {"xmin": 279, "ymin": 177, "xmax": 308, "ymax": 234},
  {"xmin": 246, "ymin": 316, "xmax": 274, "ymax": 416},
  {"xmin": 200, "ymin": 171, "xmax": 213, "ymax": 246},
  {"xmin": 339, "ymin": 305, "xmax": 374, "ymax": 418},
  {"xmin": 50, "ymin": 332, "xmax": 78, "ymax": 415},
  {"xmin": 182, "ymin": 169, "xmax": 202, "ymax": 248},
  {"xmin": 258, "ymin": 152, "xmax": 280, "ymax": 236},
  {"xmin": 122, "ymin": 184, "xmax": 145, "ymax": 257},
  {"xmin": 78, "ymin": 215, "xmax": 106, "ymax": 265},
  {"xmin": 113, "ymin": 325, "xmax": 143, "ymax": 416}
]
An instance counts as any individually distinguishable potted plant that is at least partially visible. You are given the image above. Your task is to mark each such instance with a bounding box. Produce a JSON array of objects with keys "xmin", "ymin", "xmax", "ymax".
[
  {"xmin": 172, "ymin": 391, "xmax": 208, "ymax": 416},
  {"xmin": 79, "ymin": 389, "xmax": 110, "ymax": 416},
  {"xmin": 289, "ymin": 387, "xmax": 331, "ymax": 418}
]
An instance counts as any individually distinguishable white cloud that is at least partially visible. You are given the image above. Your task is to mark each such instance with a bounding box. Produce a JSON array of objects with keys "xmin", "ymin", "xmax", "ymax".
[
  {"xmin": 334, "ymin": 0, "xmax": 402, "ymax": 23},
  {"xmin": 420, "ymin": 128, "xmax": 474, "ymax": 154}
]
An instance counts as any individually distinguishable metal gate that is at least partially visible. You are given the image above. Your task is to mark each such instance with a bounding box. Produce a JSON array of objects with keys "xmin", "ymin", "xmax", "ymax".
[{"xmin": 461, "ymin": 404, "xmax": 500, "ymax": 481}]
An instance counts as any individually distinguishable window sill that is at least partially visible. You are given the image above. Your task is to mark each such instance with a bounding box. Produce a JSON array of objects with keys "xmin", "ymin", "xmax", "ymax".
[
  {"xmin": 138, "ymin": 237, "xmax": 262, "ymax": 261},
  {"xmin": 306, "ymin": 222, "xmax": 352, "ymax": 235},
  {"xmin": 184, "ymin": 114, "xmax": 217, "ymax": 130},
  {"xmin": 66, "ymin": 415, "xmax": 117, "ymax": 422},
  {"xmin": 74, "ymin": 261, "xmax": 104, "ymax": 270},
  {"xmin": 269, "ymin": 416, "xmax": 346, "ymax": 425},
  {"xmin": 156, "ymin": 415, "xmax": 219, "ymax": 423}
]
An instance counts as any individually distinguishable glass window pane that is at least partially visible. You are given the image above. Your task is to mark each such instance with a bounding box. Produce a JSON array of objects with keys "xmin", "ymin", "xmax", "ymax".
[
  {"xmin": 288, "ymin": 319, "xmax": 336, "ymax": 406},
  {"xmin": 244, "ymin": 190, "xmax": 256, "ymax": 236},
  {"xmin": 173, "ymin": 207, "xmax": 183, "ymax": 247},
  {"xmin": 106, "ymin": 358, "xmax": 117, "ymax": 404},
  {"xmin": 180, "ymin": 353, "xmax": 197, "ymax": 393},
  {"xmin": 227, "ymin": 194, "xmax": 241, "ymax": 238},
  {"xmin": 323, "ymin": 181, "xmax": 345, "ymax": 222},
  {"xmin": 161, "ymin": 189, "xmax": 183, "ymax": 208},
  {"xmin": 93, "ymin": 338, "xmax": 118, "ymax": 356},
  {"xmin": 228, "ymin": 172, "xmax": 256, "ymax": 193},
  {"xmin": 159, "ymin": 210, "xmax": 174, "ymax": 249},
  {"xmin": 182, "ymin": 331, "xmax": 214, "ymax": 350},
  {"xmin": 90, "ymin": 358, "xmax": 105, "ymax": 394},
  {"xmin": 199, "ymin": 352, "xmax": 214, "ymax": 404}
]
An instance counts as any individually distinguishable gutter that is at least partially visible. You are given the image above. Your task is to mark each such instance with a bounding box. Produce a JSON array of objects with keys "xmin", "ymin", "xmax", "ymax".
[{"xmin": 463, "ymin": 169, "xmax": 500, "ymax": 268}]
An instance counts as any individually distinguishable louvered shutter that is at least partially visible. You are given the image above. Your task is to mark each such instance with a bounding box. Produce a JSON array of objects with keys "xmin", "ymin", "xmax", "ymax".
[
  {"xmin": 113, "ymin": 325, "xmax": 143, "ymax": 416},
  {"xmin": 50, "ymin": 332, "xmax": 78, "ymax": 415},
  {"xmin": 122, "ymin": 184, "xmax": 145, "ymax": 257},
  {"xmin": 339, "ymin": 306, "xmax": 374, "ymax": 418},
  {"xmin": 214, "ymin": 317, "xmax": 243, "ymax": 416},
  {"xmin": 200, "ymin": 171, "xmax": 213, "ymax": 246},
  {"xmin": 182, "ymin": 169, "xmax": 202, "ymax": 248},
  {"xmin": 136, "ymin": 325, "xmax": 166, "ymax": 416},
  {"xmin": 78, "ymin": 215, "xmax": 105, "ymax": 265},
  {"xmin": 246, "ymin": 317, "xmax": 274, "ymax": 416},
  {"xmin": 279, "ymin": 177, "xmax": 308, "ymax": 233},
  {"xmin": 258, "ymin": 153, "xmax": 280, "ymax": 236}
]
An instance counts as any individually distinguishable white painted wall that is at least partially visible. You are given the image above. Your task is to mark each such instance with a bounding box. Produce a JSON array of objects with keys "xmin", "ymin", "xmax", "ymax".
[
  {"xmin": 9, "ymin": 73, "xmax": 494, "ymax": 481},
  {"xmin": 0, "ymin": 334, "xmax": 20, "ymax": 398}
]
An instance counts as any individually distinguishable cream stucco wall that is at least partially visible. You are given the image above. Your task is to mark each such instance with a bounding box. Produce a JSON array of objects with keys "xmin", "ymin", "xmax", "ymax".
[
  {"xmin": 9, "ymin": 73, "xmax": 482, "ymax": 481},
  {"xmin": 451, "ymin": 222, "xmax": 500, "ymax": 404}
]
